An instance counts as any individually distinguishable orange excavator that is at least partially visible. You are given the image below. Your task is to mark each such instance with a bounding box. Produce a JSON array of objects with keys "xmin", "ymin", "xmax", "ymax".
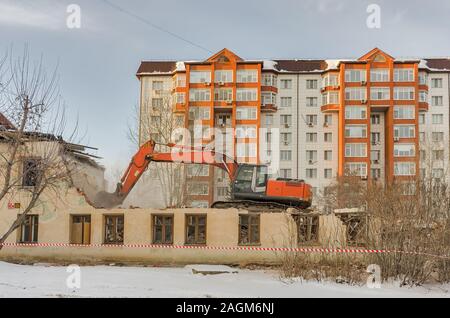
[{"xmin": 92, "ymin": 139, "xmax": 312, "ymax": 211}]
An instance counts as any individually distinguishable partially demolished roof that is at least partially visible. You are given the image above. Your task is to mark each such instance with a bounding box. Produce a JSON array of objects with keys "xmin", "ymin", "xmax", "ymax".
[{"xmin": 0, "ymin": 129, "xmax": 103, "ymax": 170}]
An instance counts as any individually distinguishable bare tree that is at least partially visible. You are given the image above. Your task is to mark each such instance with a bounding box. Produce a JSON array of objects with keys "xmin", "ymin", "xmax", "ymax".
[
  {"xmin": 0, "ymin": 46, "xmax": 78, "ymax": 248},
  {"xmin": 128, "ymin": 94, "xmax": 187, "ymax": 208}
]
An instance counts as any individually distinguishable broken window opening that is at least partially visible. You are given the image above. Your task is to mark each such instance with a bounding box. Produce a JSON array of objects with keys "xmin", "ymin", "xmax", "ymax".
[
  {"xmin": 185, "ymin": 214, "xmax": 206, "ymax": 245},
  {"xmin": 239, "ymin": 214, "xmax": 260, "ymax": 245},
  {"xmin": 152, "ymin": 214, "xmax": 174, "ymax": 244},
  {"xmin": 104, "ymin": 215, "xmax": 124, "ymax": 244},
  {"xmin": 18, "ymin": 215, "xmax": 39, "ymax": 243},
  {"xmin": 22, "ymin": 158, "xmax": 42, "ymax": 187},
  {"xmin": 340, "ymin": 214, "xmax": 368, "ymax": 247},
  {"xmin": 294, "ymin": 215, "xmax": 319, "ymax": 244}
]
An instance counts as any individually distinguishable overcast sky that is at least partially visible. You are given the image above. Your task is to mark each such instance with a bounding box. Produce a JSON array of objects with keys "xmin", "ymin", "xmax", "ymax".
[{"xmin": 1, "ymin": 0, "xmax": 449, "ymax": 174}]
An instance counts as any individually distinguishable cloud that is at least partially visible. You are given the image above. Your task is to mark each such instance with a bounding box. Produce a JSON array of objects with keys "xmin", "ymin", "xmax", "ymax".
[{"xmin": 0, "ymin": 1, "xmax": 63, "ymax": 30}]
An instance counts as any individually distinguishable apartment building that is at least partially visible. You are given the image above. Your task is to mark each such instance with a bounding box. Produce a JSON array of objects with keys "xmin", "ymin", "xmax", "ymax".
[{"xmin": 137, "ymin": 48, "xmax": 450, "ymax": 208}]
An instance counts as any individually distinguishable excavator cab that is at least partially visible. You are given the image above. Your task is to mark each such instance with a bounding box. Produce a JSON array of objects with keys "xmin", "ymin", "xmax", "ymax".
[{"xmin": 232, "ymin": 164, "xmax": 269, "ymax": 201}]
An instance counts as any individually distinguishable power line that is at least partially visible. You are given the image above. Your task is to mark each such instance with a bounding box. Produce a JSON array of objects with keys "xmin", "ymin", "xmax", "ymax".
[{"xmin": 101, "ymin": 0, "xmax": 213, "ymax": 54}]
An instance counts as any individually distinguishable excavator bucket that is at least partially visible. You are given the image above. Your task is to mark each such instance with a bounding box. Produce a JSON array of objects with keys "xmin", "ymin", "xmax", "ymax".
[{"xmin": 90, "ymin": 189, "xmax": 124, "ymax": 209}]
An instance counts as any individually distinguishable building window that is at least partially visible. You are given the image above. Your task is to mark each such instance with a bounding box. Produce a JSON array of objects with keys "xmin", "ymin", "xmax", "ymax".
[
  {"xmin": 70, "ymin": 215, "xmax": 91, "ymax": 245},
  {"xmin": 237, "ymin": 70, "xmax": 257, "ymax": 83},
  {"xmin": 432, "ymin": 150, "xmax": 445, "ymax": 161},
  {"xmin": 261, "ymin": 92, "xmax": 276, "ymax": 105},
  {"xmin": 186, "ymin": 215, "xmax": 207, "ymax": 245},
  {"xmin": 345, "ymin": 70, "xmax": 366, "ymax": 82},
  {"xmin": 295, "ymin": 215, "xmax": 319, "ymax": 244},
  {"xmin": 305, "ymin": 169, "xmax": 317, "ymax": 179},
  {"xmin": 394, "ymin": 162, "xmax": 416, "ymax": 176},
  {"xmin": 236, "ymin": 125, "xmax": 257, "ymax": 138},
  {"xmin": 280, "ymin": 115, "xmax": 292, "ymax": 126},
  {"xmin": 236, "ymin": 88, "xmax": 257, "ymax": 101},
  {"xmin": 371, "ymin": 114, "xmax": 381, "ymax": 125},
  {"xmin": 236, "ymin": 143, "xmax": 257, "ymax": 158},
  {"xmin": 190, "ymin": 201, "xmax": 209, "ymax": 208},
  {"xmin": 345, "ymin": 125, "xmax": 367, "ymax": 138},
  {"xmin": 324, "ymin": 169, "xmax": 333, "ymax": 179},
  {"xmin": 280, "ymin": 169, "xmax": 292, "ymax": 178},
  {"xmin": 371, "ymin": 168, "xmax": 381, "ymax": 179},
  {"xmin": 306, "ymin": 133, "xmax": 317, "ymax": 143},
  {"xmin": 345, "ymin": 163, "xmax": 367, "ymax": 177},
  {"xmin": 152, "ymin": 81, "xmax": 163, "ymax": 90},
  {"xmin": 306, "ymin": 150, "xmax": 317, "ymax": 162},
  {"xmin": 22, "ymin": 158, "xmax": 42, "ymax": 187},
  {"xmin": 281, "ymin": 133, "xmax": 292, "ymax": 145},
  {"xmin": 419, "ymin": 91, "xmax": 428, "ymax": 102},
  {"xmin": 187, "ymin": 182, "xmax": 209, "ymax": 195},
  {"xmin": 152, "ymin": 98, "xmax": 163, "ymax": 109},
  {"xmin": 431, "ymin": 78, "xmax": 443, "ymax": 88},
  {"xmin": 306, "ymin": 97, "xmax": 318, "ymax": 107},
  {"xmin": 345, "ymin": 106, "xmax": 367, "ymax": 119},
  {"xmin": 236, "ymin": 107, "xmax": 257, "ymax": 120},
  {"xmin": 371, "ymin": 132, "xmax": 381, "ymax": 145},
  {"xmin": 432, "ymin": 114, "xmax": 444, "ymax": 125},
  {"xmin": 394, "ymin": 125, "xmax": 415, "ymax": 138},
  {"xmin": 214, "ymin": 70, "xmax": 233, "ymax": 83},
  {"xmin": 214, "ymin": 88, "xmax": 232, "ymax": 102},
  {"xmin": 189, "ymin": 106, "xmax": 210, "ymax": 120},
  {"xmin": 104, "ymin": 215, "xmax": 124, "ymax": 244},
  {"xmin": 264, "ymin": 114, "xmax": 273, "ymax": 126},
  {"xmin": 419, "ymin": 114, "xmax": 426, "ymax": 125},
  {"xmin": 324, "ymin": 133, "xmax": 332, "ymax": 142},
  {"xmin": 324, "ymin": 114, "xmax": 332, "ymax": 125},
  {"xmin": 306, "ymin": 79, "xmax": 318, "ymax": 89},
  {"xmin": 394, "ymin": 144, "xmax": 415, "ymax": 157},
  {"xmin": 431, "ymin": 96, "xmax": 443, "ymax": 106},
  {"xmin": 345, "ymin": 88, "xmax": 366, "ymax": 101},
  {"xmin": 280, "ymin": 97, "xmax": 292, "ymax": 107},
  {"xmin": 280, "ymin": 79, "xmax": 292, "ymax": 89},
  {"xmin": 394, "ymin": 105, "xmax": 415, "ymax": 119},
  {"xmin": 152, "ymin": 215, "xmax": 173, "ymax": 244},
  {"xmin": 19, "ymin": 215, "xmax": 39, "ymax": 243},
  {"xmin": 306, "ymin": 115, "xmax": 318, "ymax": 125},
  {"xmin": 370, "ymin": 69, "xmax": 389, "ymax": 82},
  {"xmin": 324, "ymin": 150, "xmax": 332, "ymax": 161},
  {"xmin": 345, "ymin": 143, "xmax": 367, "ymax": 157},
  {"xmin": 189, "ymin": 89, "xmax": 211, "ymax": 102},
  {"xmin": 394, "ymin": 69, "xmax": 414, "ymax": 82},
  {"xmin": 370, "ymin": 87, "xmax": 390, "ymax": 100},
  {"xmin": 239, "ymin": 214, "xmax": 260, "ymax": 245},
  {"xmin": 393, "ymin": 87, "xmax": 415, "ymax": 100},
  {"xmin": 262, "ymin": 73, "xmax": 277, "ymax": 86},
  {"xmin": 190, "ymin": 71, "xmax": 211, "ymax": 84},
  {"xmin": 432, "ymin": 132, "xmax": 444, "ymax": 142},
  {"xmin": 280, "ymin": 150, "xmax": 292, "ymax": 161}
]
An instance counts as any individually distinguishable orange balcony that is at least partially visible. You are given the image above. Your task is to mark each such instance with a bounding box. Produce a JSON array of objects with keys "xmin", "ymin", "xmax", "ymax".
[
  {"xmin": 321, "ymin": 104, "xmax": 340, "ymax": 113},
  {"xmin": 419, "ymin": 102, "xmax": 429, "ymax": 111},
  {"xmin": 261, "ymin": 104, "xmax": 277, "ymax": 112},
  {"xmin": 173, "ymin": 103, "xmax": 186, "ymax": 113}
]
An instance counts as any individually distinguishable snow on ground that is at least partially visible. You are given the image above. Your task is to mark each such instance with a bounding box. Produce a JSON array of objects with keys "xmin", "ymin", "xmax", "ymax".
[{"xmin": 0, "ymin": 261, "xmax": 448, "ymax": 298}]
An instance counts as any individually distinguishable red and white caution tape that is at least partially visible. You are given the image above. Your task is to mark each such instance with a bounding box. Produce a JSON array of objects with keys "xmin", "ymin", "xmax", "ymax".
[{"xmin": 0, "ymin": 242, "xmax": 449, "ymax": 259}]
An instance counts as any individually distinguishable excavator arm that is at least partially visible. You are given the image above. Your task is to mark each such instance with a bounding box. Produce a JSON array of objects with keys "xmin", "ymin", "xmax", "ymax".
[{"xmin": 91, "ymin": 139, "xmax": 239, "ymax": 208}]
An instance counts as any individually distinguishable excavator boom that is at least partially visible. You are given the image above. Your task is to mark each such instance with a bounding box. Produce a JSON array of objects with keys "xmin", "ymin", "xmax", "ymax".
[{"xmin": 91, "ymin": 140, "xmax": 239, "ymax": 208}]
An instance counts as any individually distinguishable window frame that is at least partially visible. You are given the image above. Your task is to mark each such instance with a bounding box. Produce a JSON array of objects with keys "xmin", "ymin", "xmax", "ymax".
[
  {"xmin": 238, "ymin": 214, "xmax": 261, "ymax": 245},
  {"xmin": 185, "ymin": 214, "xmax": 207, "ymax": 245},
  {"xmin": 152, "ymin": 214, "xmax": 174, "ymax": 245}
]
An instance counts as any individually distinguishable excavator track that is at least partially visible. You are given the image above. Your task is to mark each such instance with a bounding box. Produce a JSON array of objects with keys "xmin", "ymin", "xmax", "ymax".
[{"xmin": 211, "ymin": 200, "xmax": 311, "ymax": 213}]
